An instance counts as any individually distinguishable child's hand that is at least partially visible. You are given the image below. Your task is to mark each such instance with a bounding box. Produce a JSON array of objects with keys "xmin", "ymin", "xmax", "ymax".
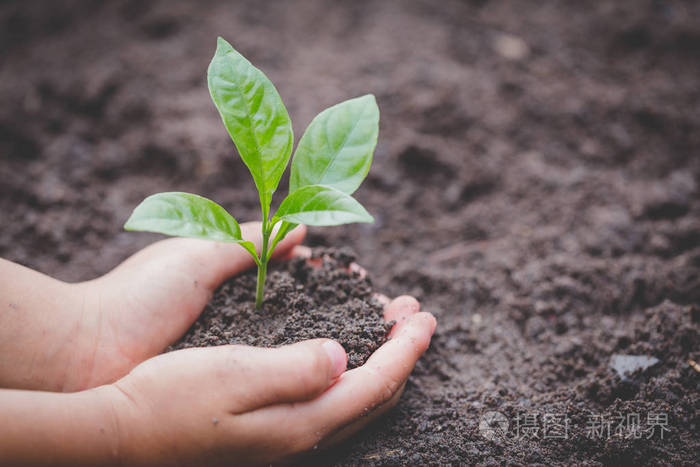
[
  {"xmin": 102, "ymin": 296, "xmax": 435, "ymax": 466},
  {"xmin": 0, "ymin": 222, "xmax": 305, "ymax": 392},
  {"xmin": 69, "ymin": 222, "xmax": 307, "ymax": 391},
  {"xmin": 1, "ymin": 233, "xmax": 437, "ymax": 466}
]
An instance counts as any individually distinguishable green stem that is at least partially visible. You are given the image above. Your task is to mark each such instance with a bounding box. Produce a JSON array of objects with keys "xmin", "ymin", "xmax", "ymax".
[
  {"xmin": 254, "ymin": 258, "xmax": 267, "ymax": 309},
  {"xmin": 255, "ymin": 220, "xmax": 270, "ymax": 310}
]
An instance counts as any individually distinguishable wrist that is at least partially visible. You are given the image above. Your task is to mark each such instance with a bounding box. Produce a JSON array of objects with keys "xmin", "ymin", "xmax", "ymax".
[
  {"xmin": 0, "ymin": 385, "xmax": 126, "ymax": 466},
  {"xmin": 0, "ymin": 259, "xmax": 88, "ymax": 391},
  {"xmin": 96, "ymin": 380, "xmax": 155, "ymax": 467},
  {"xmin": 90, "ymin": 384, "xmax": 129, "ymax": 465}
]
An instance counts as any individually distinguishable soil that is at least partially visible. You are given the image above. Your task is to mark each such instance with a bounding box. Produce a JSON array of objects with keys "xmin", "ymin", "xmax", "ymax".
[
  {"xmin": 170, "ymin": 248, "xmax": 393, "ymax": 370},
  {"xmin": 1, "ymin": 0, "xmax": 698, "ymax": 465}
]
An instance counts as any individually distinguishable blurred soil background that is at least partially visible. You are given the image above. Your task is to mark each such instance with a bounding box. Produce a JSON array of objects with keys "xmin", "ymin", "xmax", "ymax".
[{"xmin": 1, "ymin": 0, "xmax": 698, "ymax": 464}]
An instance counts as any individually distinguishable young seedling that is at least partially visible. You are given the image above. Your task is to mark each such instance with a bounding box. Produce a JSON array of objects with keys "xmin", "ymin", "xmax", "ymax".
[{"xmin": 125, "ymin": 37, "xmax": 379, "ymax": 309}]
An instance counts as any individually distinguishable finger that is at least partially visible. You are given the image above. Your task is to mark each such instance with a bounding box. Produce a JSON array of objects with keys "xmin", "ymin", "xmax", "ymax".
[
  {"xmin": 310, "ymin": 312, "xmax": 434, "ymax": 428},
  {"xmin": 242, "ymin": 312, "xmax": 435, "ymax": 447},
  {"xmin": 318, "ymin": 382, "xmax": 406, "ymax": 449},
  {"xmin": 199, "ymin": 222, "xmax": 306, "ymax": 289},
  {"xmin": 280, "ymin": 382, "xmax": 406, "ymax": 463},
  {"xmin": 106, "ymin": 223, "xmax": 307, "ymax": 291},
  {"xmin": 240, "ymin": 222, "xmax": 307, "ymax": 261},
  {"xmin": 276, "ymin": 245, "xmax": 312, "ymax": 262},
  {"xmin": 225, "ymin": 338, "xmax": 347, "ymax": 412},
  {"xmin": 271, "ymin": 224, "xmax": 307, "ymax": 259},
  {"xmin": 383, "ymin": 295, "xmax": 421, "ymax": 337}
]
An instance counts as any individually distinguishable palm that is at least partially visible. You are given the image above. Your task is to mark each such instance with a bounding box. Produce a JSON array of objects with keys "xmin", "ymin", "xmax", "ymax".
[{"xmin": 79, "ymin": 223, "xmax": 305, "ymax": 388}]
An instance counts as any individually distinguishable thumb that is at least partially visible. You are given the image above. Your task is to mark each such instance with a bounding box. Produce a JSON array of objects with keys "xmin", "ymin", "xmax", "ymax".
[
  {"xmin": 105, "ymin": 222, "xmax": 307, "ymax": 293},
  {"xmin": 203, "ymin": 222, "xmax": 307, "ymax": 290},
  {"xmin": 230, "ymin": 339, "xmax": 347, "ymax": 411}
]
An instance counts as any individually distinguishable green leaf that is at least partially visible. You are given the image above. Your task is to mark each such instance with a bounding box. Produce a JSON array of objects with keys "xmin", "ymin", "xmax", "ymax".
[
  {"xmin": 266, "ymin": 220, "xmax": 297, "ymax": 261},
  {"xmin": 290, "ymin": 94, "xmax": 379, "ymax": 195},
  {"xmin": 274, "ymin": 185, "xmax": 373, "ymax": 226},
  {"xmin": 124, "ymin": 192, "xmax": 258, "ymax": 259},
  {"xmin": 208, "ymin": 37, "xmax": 293, "ymax": 218}
]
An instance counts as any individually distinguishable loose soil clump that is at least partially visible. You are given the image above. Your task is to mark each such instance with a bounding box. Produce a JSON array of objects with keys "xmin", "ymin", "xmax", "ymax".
[{"xmin": 170, "ymin": 248, "xmax": 392, "ymax": 369}]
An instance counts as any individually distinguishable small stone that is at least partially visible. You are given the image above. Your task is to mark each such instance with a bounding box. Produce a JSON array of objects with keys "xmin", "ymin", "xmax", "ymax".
[
  {"xmin": 610, "ymin": 354, "xmax": 659, "ymax": 380},
  {"xmin": 493, "ymin": 33, "xmax": 530, "ymax": 60},
  {"xmin": 553, "ymin": 338, "xmax": 578, "ymax": 357}
]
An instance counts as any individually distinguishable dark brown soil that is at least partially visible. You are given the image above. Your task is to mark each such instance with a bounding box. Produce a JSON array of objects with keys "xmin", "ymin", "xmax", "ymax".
[
  {"xmin": 170, "ymin": 248, "xmax": 393, "ymax": 370},
  {"xmin": 1, "ymin": 0, "xmax": 699, "ymax": 465}
]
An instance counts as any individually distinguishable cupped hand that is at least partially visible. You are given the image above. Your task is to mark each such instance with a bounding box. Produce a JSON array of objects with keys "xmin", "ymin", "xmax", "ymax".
[
  {"xmin": 66, "ymin": 222, "xmax": 307, "ymax": 391},
  {"xmin": 103, "ymin": 296, "xmax": 435, "ymax": 466}
]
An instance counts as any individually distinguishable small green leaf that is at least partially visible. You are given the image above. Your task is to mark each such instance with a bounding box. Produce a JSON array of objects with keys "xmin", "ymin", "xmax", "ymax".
[
  {"xmin": 208, "ymin": 37, "xmax": 293, "ymax": 218},
  {"xmin": 274, "ymin": 185, "xmax": 373, "ymax": 226},
  {"xmin": 124, "ymin": 192, "xmax": 258, "ymax": 259},
  {"xmin": 290, "ymin": 94, "xmax": 379, "ymax": 195},
  {"xmin": 266, "ymin": 220, "xmax": 297, "ymax": 261}
]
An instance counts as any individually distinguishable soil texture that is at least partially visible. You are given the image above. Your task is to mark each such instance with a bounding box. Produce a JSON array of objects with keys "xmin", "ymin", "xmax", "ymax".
[
  {"xmin": 170, "ymin": 248, "xmax": 392, "ymax": 370},
  {"xmin": 1, "ymin": 0, "xmax": 698, "ymax": 465}
]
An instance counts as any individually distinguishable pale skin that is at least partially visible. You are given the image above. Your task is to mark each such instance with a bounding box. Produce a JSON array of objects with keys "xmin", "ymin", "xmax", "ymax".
[{"xmin": 0, "ymin": 223, "xmax": 436, "ymax": 466}]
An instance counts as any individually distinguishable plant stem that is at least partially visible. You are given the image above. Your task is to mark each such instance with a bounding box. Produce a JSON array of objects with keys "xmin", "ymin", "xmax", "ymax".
[
  {"xmin": 254, "ymin": 259, "xmax": 267, "ymax": 309},
  {"xmin": 255, "ymin": 221, "xmax": 270, "ymax": 309}
]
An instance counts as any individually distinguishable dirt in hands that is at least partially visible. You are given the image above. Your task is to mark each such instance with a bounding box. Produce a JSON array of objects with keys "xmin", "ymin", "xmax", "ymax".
[{"xmin": 170, "ymin": 248, "xmax": 393, "ymax": 370}]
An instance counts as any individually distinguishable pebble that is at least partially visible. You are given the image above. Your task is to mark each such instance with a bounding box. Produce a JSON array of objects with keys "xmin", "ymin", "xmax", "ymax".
[
  {"xmin": 493, "ymin": 33, "xmax": 530, "ymax": 60},
  {"xmin": 609, "ymin": 354, "xmax": 659, "ymax": 380}
]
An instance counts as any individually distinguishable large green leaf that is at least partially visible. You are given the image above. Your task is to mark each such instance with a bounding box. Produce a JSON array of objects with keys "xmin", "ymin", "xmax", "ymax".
[
  {"xmin": 124, "ymin": 192, "xmax": 258, "ymax": 259},
  {"xmin": 290, "ymin": 94, "xmax": 379, "ymax": 195},
  {"xmin": 208, "ymin": 37, "xmax": 293, "ymax": 217},
  {"xmin": 274, "ymin": 185, "xmax": 373, "ymax": 226}
]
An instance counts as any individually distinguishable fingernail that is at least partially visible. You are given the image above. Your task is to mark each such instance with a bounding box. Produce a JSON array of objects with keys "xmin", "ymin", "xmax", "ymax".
[
  {"xmin": 429, "ymin": 314, "xmax": 437, "ymax": 334},
  {"xmin": 294, "ymin": 245, "xmax": 312, "ymax": 259},
  {"xmin": 322, "ymin": 340, "xmax": 347, "ymax": 378},
  {"xmin": 398, "ymin": 296, "xmax": 420, "ymax": 313}
]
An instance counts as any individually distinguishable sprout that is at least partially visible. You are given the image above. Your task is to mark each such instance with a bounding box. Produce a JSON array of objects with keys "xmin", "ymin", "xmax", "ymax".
[{"xmin": 125, "ymin": 37, "xmax": 378, "ymax": 309}]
